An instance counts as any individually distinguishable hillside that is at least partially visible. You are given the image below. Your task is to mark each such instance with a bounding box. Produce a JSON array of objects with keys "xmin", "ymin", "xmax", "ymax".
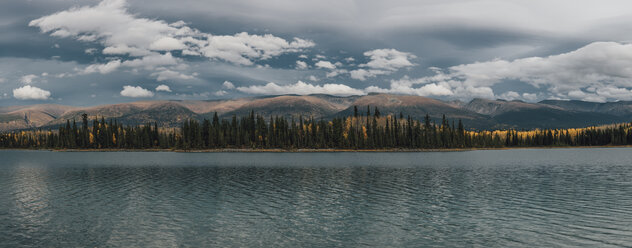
[
  {"xmin": 2, "ymin": 94, "xmax": 632, "ymax": 131},
  {"xmin": 220, "ymin": 95, "xmax": 349, "ymax": 120},
  {"xmin": 464, "ymin": 98, "xmax": 626, "ymax": 129},
  {"xmin": 334, "ymin": 94, "xmax": 494, "ymax": 129},
  {"xmin": 540, "ymin": 100, "xmax": 632, "ymax": 117}
]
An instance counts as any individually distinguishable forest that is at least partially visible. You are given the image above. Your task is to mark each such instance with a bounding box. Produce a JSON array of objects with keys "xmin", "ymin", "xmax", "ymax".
[{"xmin": 2, "ymin": 107, "xmax": 632, "ymax": 150}]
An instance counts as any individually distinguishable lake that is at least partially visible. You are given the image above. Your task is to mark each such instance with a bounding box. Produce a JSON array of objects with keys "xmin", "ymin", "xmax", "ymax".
[{"xmin": 1, "ymin": 149, "xmax": 631, "ymax": 247}]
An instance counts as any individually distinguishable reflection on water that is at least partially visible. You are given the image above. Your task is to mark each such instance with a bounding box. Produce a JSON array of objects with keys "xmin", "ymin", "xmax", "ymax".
[{"xmin": 0, "ymin": 149, "xmax": 632, "ymax": 247}]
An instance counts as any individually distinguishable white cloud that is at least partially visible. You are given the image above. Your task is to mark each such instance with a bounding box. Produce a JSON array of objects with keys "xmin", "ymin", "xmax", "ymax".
[
  {"xmin": 149, "ymin": 37, "xmax": 186, "ymax": 51},
  {"xmin": 20, "ymin": 74, "xmax": 39, "ymax": 84},
  {"xmin": 120, "ymin": 85, "xmax": 154, "ymax": 97},
  {"xmin": 102, "ymin": 45, "xmax": 151, "ymax": 56},
  {"xmin": 308, "ymin": 75, "xmax": 318, "ymax": 81},
  {"xmin": 201, "ymin": 33, "xmax": 314, "ymax": 65},
  {"xmin": 314, "ymin": 60, "xmax": 347, "ymax": 78},
  {"xmin": 237, "ymin": 79, "xmax": 457, "ymax": 97},
  {"xmin": 498, "ymin": 91, "xmax": 539, "ymax": 102},
  {"xmin": 256, "ymin": 64, "xmax": 271, "ymax": 69},
  {"xmin": 13, "ymin": 85, "xmax": 51, "ymax": 100},
  {"xmin": 350, "ymin": 48, "xmax": 417, "ymax": 81},
  {"xmin": 121, "ymin": 52, "xmax": 179, "ymax": 69},
  {"xmin": 237, "ymin": 81, "xmax": 364, "ymax": 96},
  {"xmin": 295, "ymin": 60, "xmax": 308, "ymax": 69},
  {"xmin": 365, "ymin": 77, "xmax": 455, "ymax": 97},
  {"xmin": 436, "ymin": 41, "xmax": 632, "ymax": 101},
  {"xmin": 84, "ymin": 48, "xmax": 97, "ymax": 54},
  {"xmin": 362, "ymin": 48, "xmax": 416, "ymax": 71},
  {"xmin": 350, "ymin": 69, "xmax": 390, "ymax": 81},
  {"xmin": 363, "ymin": 41, "xmax": 632, "ymax": 101},
  {"xmin": 150, "ymin": 69, "xmax": 195, "ymax": 81},
  {"xmin": 82, "ymin": 60, "xmax": 121, "ymax": 74},
  {"xmin": 298, "ymin": 54, "xmax": 308, "ymax": 59},
  {"xmin": 30, "ymin": 0, "xmax": 179, "ymax": 56},
  {"xmin": 222, "ymin": 81, "xmax": 235, "ymax": 89},
  {"xmin": 155, "ymin": 84, "xmax": 172, "ymax": 92},
  {"xmin": 29, "ymin": 0, "xmax": 316, "ymax": 80},
  {"xmin": 326, "ymin": 69, "xmax": 347, "ymax": 78},
  {"xmin": 214, "ymin": 90, "xmax": 228, "ymax": 96},
  {"xmin": 522, "ymin": 93, "xmax": 538, "ymax": 102},
  {"xmin": 315, "ymin": 60, "xmax": 336, "ymax": 69},
  {"xmin": 499, "ymin": 91, "xmax": 521, "ymax": 100}
]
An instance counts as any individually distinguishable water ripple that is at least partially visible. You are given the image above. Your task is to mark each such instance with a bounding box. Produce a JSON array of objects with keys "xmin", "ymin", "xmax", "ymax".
[{"xmin": 0, "ymin": 149, "xmax": 632, "ymax": 247}]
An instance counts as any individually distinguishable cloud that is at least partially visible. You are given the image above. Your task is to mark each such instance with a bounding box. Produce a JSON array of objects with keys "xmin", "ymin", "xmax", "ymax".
[
  {"xmin": 295, "ymin": 60, "xmax": 308, "ymax": 69},
  {"xmin": 358, "ymin": 41, "xmax": 632, "ymax": 102},
  {"xmin": 362, "ymin": 48, "xmax": 416, "ymax": 70},
  {"xmin": 349, "ymin": 69, "xmax": 390, "ymax": 81},
  {"xmin": 20, "ymin": 74, "xmax": 39, "ymax": 84},
  {"xmin": 313, "ymin": 60, "xmax": 348, "ymax": 78},
  {"xmin": 326, "ymin": 69, "xmax": 347, "ymax": 78},
  {"xmin": 30, "ymin": 0, "xmax": 178, "ymax": 56},
  {"xmin": 214, "ymin": 90, "xmax": 228, "ymax": 96},
  {"xmin": 149, "ymin": 37, "xmax": 187, "ymax": 51},
  {"xmin": 201, "ymin": 33, "xmax": 315, "ymax": 65},
  {"xmin": 120, "ymin": 52, "xmax": 179, "ymax": 69},
  {"xmin": 365, "ymin": 77, "xmax": 455, "ymax": 97},
  {"xmin": 13, "ymin": 85, "xmax": 51, "ymax": 100},
  {"xmin": 350, "ymin": 48, "xmax": 416, "ymax": 81},
  {"xmin": 102, "ymin": 45, "xmax": 151, "ymax": 56},
  {"xmin": 82, "ymin": 60, "xmax": 121, "ymax": 74},
  {"xmin": 498, "ymin": 91, "xmax": 540, "ymax": 102},
  {"xmin": 168, "ymin": 0, "xmax": 632, "ymax": 44},
  {"xmin": 498, "ymin": 91, "xmax": 520, "ymax": 101},
  {"xmin": 315, "ymin": 60, "xmax": 336, "ymax": 69},
  {"xmin": 81, "ymin": 53, "xmax": 185, "ymax": 81},
  {"xmin": 237, "ymin": 78, "xmax": 458, "ymax": 97},
  {"xmin": 222, "ymin": 81, "xmax": 235, "ymax": 89},
  {"xmin": 29, "ymin": 0, "xmax": 316, "ymax": 77},
  {"xmin": 237, "ymin": 81, "xmax": 364, "ymax": 96},
  {"xmin": 436, "ymin": 41, "xmax": 632, "ymax": 101},
  {"xmin": 155, "ymin": 84, "xmax": 172, "ymax": 92},
  {"xmin": 150, "ymin": 69, "xmax": 195, "ymax": 81},
  {"xmin": 120, "ymin": 85, "xmax": 154, "ymax": 97}
]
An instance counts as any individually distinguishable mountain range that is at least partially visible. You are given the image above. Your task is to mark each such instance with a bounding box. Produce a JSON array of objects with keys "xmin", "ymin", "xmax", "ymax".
[{"xmin": 1, "ymin": 93, "xmax": 630, "ymax": 131}]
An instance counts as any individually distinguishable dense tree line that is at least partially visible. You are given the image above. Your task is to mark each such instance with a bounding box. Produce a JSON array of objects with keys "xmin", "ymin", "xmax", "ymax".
[{"xmin": 2, "ymin": 108, "xmax": 632, "ymax": 150}]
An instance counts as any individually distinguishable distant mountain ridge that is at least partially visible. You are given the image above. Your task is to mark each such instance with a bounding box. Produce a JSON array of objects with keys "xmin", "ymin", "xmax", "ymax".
[{"xmin": 1, "ymin": 94, "xmax": 631, "ymax": 131}]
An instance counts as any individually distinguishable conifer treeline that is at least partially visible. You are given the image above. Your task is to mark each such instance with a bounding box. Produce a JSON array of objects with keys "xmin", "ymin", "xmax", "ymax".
[{"xmin": 2, "ymin": 109, "xmax": 632, "ymax": 150}]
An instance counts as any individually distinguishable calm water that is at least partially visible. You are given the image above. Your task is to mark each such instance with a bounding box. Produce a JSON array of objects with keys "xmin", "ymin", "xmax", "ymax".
[{"xmin": 1, "ymin": 149, "xmax": 631, "ymax": 247}]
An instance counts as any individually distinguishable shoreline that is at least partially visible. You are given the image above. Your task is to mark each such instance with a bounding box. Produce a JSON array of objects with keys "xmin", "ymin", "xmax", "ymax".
[{"xmin": 1, "ymin": 145, "xmax": 632, "ymax": 152}]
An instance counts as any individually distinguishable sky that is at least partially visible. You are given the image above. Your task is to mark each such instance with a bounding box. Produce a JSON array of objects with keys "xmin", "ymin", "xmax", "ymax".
[{"xmin": 2, "ymin": 0, "xmax": 632, "ymax": 106}]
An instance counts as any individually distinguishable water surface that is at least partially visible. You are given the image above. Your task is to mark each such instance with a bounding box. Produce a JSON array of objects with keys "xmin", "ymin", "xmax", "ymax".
[{"xmin": 1, "ymin": 149, "xmax": 631, "ymax": 247}]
